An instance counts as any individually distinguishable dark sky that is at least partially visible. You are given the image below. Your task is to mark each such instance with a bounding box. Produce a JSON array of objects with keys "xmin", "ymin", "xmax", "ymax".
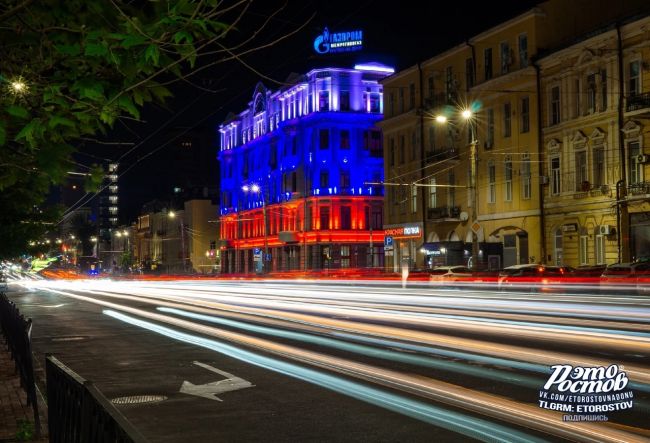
[{"xmin": 80, "ymin": 0, "xmax": 540, "ymax": 221}]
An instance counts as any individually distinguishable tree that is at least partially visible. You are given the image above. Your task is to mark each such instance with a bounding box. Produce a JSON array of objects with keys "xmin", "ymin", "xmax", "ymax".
[{"xmin": 0, "ymin": 0, "xmax": 310, "ymax": 258}]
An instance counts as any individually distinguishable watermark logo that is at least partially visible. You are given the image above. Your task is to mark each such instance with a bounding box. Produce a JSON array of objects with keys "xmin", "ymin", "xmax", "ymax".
[{"xmin": 539, "ymin": 364, "xmax": 634, "ymax": 422}]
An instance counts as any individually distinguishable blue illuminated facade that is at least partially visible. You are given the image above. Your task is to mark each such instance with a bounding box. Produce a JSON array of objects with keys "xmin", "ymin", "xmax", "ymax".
[{"xmin": 218, "ymin": 63, "xmax": 393, "ymax": 273}]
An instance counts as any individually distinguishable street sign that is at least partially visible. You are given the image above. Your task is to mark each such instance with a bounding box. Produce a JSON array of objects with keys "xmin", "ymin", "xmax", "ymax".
[
  {"xmin": 384, "ymin": 236, "xmax": 393, "ymax": 247},
  {"xmin": 253, "ymin": 248, "xmax": 262, "ymax": 262},
  {"xmin": 471, "ymin": 221, "xmax": 482, "ymax": 234},
  {"xmin": 265, "ymin": 253, "xmax": 272, "ymax": 261}
]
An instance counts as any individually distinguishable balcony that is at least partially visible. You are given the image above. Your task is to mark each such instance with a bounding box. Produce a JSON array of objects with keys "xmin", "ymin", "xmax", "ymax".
[
  {"xmin": 427, "ymin": 206, "xmax": 461, "ymax": 221},
  {"xmin": 425, "ymin": 148, "xmax": 459, "ymax": 164},
  {"xmin": 626, "ymin": 92, "xmax": 650, "ymax": 116},
  {"xmin": 628, "ymin": 182, "xmax": 650, "ymax": 196}
]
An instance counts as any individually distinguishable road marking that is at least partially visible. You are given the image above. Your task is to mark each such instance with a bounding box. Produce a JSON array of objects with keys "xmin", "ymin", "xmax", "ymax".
[{"xmin": 180, "ymin": 361, "xmax": 254, "ymax": 401}]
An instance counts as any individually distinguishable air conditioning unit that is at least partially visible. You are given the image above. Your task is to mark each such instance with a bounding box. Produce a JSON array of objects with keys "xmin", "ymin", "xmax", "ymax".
[
  {"xmin": 636, "ymin": 154, "xmax": 650, "ymax": 164},
  {"xmin": 540, "ymin": 175, "xmax": 549, "ymax": 185},
  {"xmin": 599, "ymin": 225, "xmax": 611, "ymax": 235}
]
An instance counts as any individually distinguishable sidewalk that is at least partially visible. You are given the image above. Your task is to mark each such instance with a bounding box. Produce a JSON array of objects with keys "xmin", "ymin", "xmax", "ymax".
[{"xmin": 0, "ymin": 337, "xmax": 47, "ymax": 442}]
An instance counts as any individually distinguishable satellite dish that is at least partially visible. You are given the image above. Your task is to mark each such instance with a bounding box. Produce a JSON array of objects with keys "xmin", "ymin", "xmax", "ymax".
[{"xmin": 460, "ymin": 211, "xmax": 469, "ymax": 221}]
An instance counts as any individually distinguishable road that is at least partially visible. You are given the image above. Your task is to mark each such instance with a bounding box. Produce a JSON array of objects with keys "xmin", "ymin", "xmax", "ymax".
[{"xmin": 6, "ymin": 278, "xmax": 650, "ymax": 442}]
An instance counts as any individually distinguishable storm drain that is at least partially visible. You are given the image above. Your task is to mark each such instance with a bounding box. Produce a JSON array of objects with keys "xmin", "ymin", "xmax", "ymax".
[{"xmin": 111, "ymin": 395, "xmax": 167, "ymax": 405}]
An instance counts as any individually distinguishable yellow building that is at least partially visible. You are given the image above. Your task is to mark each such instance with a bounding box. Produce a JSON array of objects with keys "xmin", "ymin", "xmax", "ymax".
[
  {"xmin": 539, "ymin": 14, "xmax": 650, "ymax": 266},
  {"xmin": 380, "ymin": 0, "xmax": 650, "ymax": 271}
]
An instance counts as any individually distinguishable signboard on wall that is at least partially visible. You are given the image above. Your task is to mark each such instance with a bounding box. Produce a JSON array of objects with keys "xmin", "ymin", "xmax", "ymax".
[{"xmin": 313, "ymin": 27, "xmax": 363, "ymax": 54}]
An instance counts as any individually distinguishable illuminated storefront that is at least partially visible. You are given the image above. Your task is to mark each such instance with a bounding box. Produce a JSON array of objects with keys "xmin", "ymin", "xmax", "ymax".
[{"xmin": 218, "ymin": 63, "xmax": 393, "ymax": 273}]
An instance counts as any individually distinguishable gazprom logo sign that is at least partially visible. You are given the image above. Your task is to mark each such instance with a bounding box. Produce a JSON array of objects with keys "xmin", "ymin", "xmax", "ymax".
[{"xmin": 313, "ymin": 27, "xmax": 363, "ymax": 54}]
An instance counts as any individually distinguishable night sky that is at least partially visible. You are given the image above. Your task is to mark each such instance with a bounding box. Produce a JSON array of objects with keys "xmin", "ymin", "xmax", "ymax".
[{"xmin": 78, "ymin": 0, "xmax": 540, "ymax": 222}]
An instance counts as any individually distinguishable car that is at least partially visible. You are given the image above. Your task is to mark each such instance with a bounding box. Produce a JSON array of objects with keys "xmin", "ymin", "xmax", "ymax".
[
  {"xmin": 601, "ymin": 262, "xmax": 650, "ymax": 295},
  {"xmin": 429, "ymin": 266, "xmax": 473, "ymax": 287},
  {"xmin": 497, "ymin": 264, "xmax": 569, "ymax": 292}
]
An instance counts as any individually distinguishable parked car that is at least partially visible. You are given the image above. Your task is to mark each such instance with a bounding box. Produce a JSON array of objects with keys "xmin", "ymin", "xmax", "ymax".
[
  {"xmin": 601, "ymin": 262, "xmax": 650, "ymax": 295},
  {"xmin": 497, "ymin": 264, "xmax": 569, "ymax": 292}
]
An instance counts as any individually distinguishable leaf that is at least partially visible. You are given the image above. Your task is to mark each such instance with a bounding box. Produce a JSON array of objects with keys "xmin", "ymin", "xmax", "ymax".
[
  {"xmin": 72, "ymin": 79, "xmax": 105, "ymax": 101},
  {"xmin": 6, "ymin": 105, "xmax": 29, "ymax": 119},
  {"xmin": 145, "ymin": 44, "xmax": 160, "ymax": 66},
  {"xmin": 118, "ymin": 95, "xmax": 140, "ymax": 119},
  {"xmin": 121, "ymin": 35, "xmax": 148, "ymax": 49},
  {"xmin": 0, "ymin": 121, "xmax": 5, "ymax": 146},
  {"xmin": 14, "ymin": 119, "xmax": 42, "ymax": 148},
  {"xmin": 174, "ymin": 31, "xmax": 193, "ymax": 44},
  {"xmin": 48, "ymin": 115, "xmax": 76, "ymax": 129},
  {"xmin": 149, "ymin": 85, "xmax": 173, "ymax": 103},
  {"xmin": 54, "ymin": 44, "xmax": 81, "ymax": 56},
  {"xmin": 84, "ymin": 42, "xmax": 108, "ymax": 57}
]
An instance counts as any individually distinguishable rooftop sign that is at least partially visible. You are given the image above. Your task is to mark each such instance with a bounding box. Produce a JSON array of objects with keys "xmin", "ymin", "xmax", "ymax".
[{"xmin": 314, "ymin": 27, "xmax": 363, "ymax": 55}]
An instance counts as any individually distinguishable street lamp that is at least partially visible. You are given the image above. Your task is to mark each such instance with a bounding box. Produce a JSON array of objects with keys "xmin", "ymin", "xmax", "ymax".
[
  {"xmin": 435, "ymin": 108, "xmax": 479, "ymax": 270},
  {"xmin": 242, "ymin": 183, "xmax": 268, "ymax": 274}
]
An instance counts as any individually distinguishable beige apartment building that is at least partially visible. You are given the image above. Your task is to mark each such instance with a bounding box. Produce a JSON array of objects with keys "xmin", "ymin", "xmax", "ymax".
[{"xmin": 380, "ymin": 0, "xmax": 650, "ymax": 271}]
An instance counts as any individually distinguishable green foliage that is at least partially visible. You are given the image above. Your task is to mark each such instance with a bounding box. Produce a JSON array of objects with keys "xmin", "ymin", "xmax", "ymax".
[
  {"xmin": 0, "ymin": 0, "xmax": 246, "ymax": 258},
  {"xmin": 15, "ymin": 419, "xmax": 34, "ymax": 441}
]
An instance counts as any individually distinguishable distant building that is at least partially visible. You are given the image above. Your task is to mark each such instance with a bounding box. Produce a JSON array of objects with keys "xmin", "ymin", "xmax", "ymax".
[
  {"xmin": 133, "ymin": 199, "xmax": 219, "ymax": 273},
  {"xmin": 218, "ymin": 63, "xmax": 392, "ymax": 273}
]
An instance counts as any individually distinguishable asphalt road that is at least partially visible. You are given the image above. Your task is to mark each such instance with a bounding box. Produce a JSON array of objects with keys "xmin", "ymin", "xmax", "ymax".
[{"xmin": 5, "ymin": 278, "xmax": 650, "ymax": 442}]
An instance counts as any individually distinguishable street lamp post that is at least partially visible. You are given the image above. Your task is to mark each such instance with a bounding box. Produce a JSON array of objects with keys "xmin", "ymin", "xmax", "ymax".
[
  {"xmin": 436, "ymin": 109, "xmax": 479, "ymax": 270},
  {"xmin": 168, "ymin": 211, "xmax": 186, "ymax": 273}
]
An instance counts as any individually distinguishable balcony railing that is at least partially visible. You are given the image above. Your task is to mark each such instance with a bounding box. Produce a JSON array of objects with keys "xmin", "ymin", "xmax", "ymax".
[
  {"xmin": 626, "ymin": 92, "xmax": 650, "ymax": 113},
  {"xmin": 425, "ymin": 148, "xmax": 459, "ymax": 164},
  {"xmin": 628, "ymin": 182, "xmax": 650, "ymax": 195},
  {"xmin": 427, "ymin": 206, "xmax": 461, "ymax": 220}
]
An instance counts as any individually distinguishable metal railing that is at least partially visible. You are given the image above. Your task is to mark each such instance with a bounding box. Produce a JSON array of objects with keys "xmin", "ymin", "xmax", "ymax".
[
  {"xmin": 626, "ymin": 92, "xmax": 650, "ymax": 112},
  {"xmin": 46, "ymin": 355, "xmax": 147, "ymax": 443},
  {"xmin": 0, "ymin": 293, "xmax": 41, "ymax": 437},
  {"xmin": 427, "ymin": 206, "xmax": 461, "ymax": 220}
]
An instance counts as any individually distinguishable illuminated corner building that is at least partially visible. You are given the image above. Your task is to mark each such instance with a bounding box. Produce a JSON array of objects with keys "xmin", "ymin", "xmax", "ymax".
[
  {"xmin": 218, "ymin": 63, "xmax": 393, "ymax": 273},
  {"xmin": 99, "ymin": 162, "xmax": 119, "ymax": 240}
]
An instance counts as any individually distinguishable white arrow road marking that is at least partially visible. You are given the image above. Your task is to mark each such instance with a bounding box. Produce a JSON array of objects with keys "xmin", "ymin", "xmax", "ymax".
[{"xmin": 180, "ymin": 361, "xmax": 254, "ymax": 401}]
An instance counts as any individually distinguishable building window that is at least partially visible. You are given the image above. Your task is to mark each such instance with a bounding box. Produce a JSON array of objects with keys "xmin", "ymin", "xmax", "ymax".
[
  {"xmin": 518, "ymin": 34, "xmax": 528, "ymax": 68},
  {"xmin": 629, "ymin": 61, "xmax": 640, "ymax": 96},
  {"xmin": 465, "ymin": 58, "xmax": 474, "ymax": 89},
  {"xmin": 368, "ymin": 130, "xmax": 382, "ymax": 158},
  {"xmin": 341, "ymin": 207, "xmax": 351, "ymax": 230},
  {"xmin": 429, "ymin": 178, "xmax": 437, "ymax": 208},
  {"xmin": 503, "ymin": 102, "xmax": 511, "ymax": 138},
  {"xmin": 600, "ymin": 69, "xmax": 607, "ymax": 111},
  {"xmin": 428, "ymin": 125, "xmax": 436, "ymax": 150},
  {"xmin": 388, "ymin": 92, "xmax": 394, "ymax": 116},
  {"xmin": 400, "ymin": 186, "xmax": 407, "ymax": 214},
  {"xmin": 269, "ymin": 141, "xmax": 277, "ymax": 168},
  {"xmin": 399, "ymin": 135, "xmax": 405, "ymax": 164},
  {"xmin": 340, "ymin": 170, "xmax": 350, "ymax": 188},
  {"xmin": 488, "ymin": 160, "xmax": 496, "ymax": 203},
  {"xmin": 341, "ymin": 245, "xmax": 350, "ymax": 268},
  {"xmin": 399, "ymin": 87, "xmax": 405, "ymax": 113},
  {"xmin": 411, "ymin": 184, "xmax": 417, "ymax": 213},
  {"xmin": 522, "ymin": 153, "xmax": 531, "ymax": 200},
  {"xmin": 340, "ymin": 90, "xmax": 350, "ymax": 111},
  {"xmin": 587, "ymin": 73, "xmax": 596, "ymax": 114},
  {"xmin": 551, "ymin": 86, "xmax": 561, "ymax": 125},
  {"xmin": 486, "ymin": 108, "xmax": 494, "ymax": 148},
  {"xmin": 319, "ymin": 129, "xmax": 329, "ymax": 149},
  {"xmin": 551, "ymin": 156, "xmax": 561, "ymax": 195},
  {"xmin": 320, "ymin": 170, "xmax": 329, "ymax": 188},
  {"xmin": 320, "ymin": 206, "xmax": 330, "ymax": 230},
  {"xmin": 595, "ymin": 232, "xmax": 605, "ymax": 264},
  {"xmin": 521, "ymin": 96, "xmax": 530, "ymax": 133},
  {"xmin": 340, "ymin": 129, "xmax": 350, "ymax": 149},
  {"xmin": 291, "ymin": 136, "xmax": 298, "ymax": 155},
  {"xmin": 593, "ymin": 146, "xmax": 605, "ymax": 185},
  {"xmin": 580, "ymin": 234, "xmax": 588, "ymax": 266},
  {"xmin": 319, "ymin": 91, "xmax": 329, "ymax": 111},
  {"xmin": 369, "ymin": 92, "xmax": 380, "ymax": 113},
  {"xmin": 409, "ymin": 83, "xmax": 415, "ymax": 110},
  {"xmin": 411, "ymin": 132, "xmax": 417, "ymax": 161},
  {"xmin": 575, "ymin": 150, "xmax": 588, "ymax": 191},
  {"xmin": 504, "ymin": 156, "xmax": 513, "ymax": 201},
  {"xmin": 500, "ymin": 41, "xmax": 511, "ymax": 74},
  {"xmin": 628, "ymin": 141, "xmax": 642, "ymax": 184},
  {"xmin": 445, "ymin": 67, "xmax": 454, "ymax": 103},
  {"xmin": 484, "ymin": 48, "xmax": 493, "ymax": 80},
  {"xmin": 428, "ymin": 76, "xmax": 434, "ymax": 99},
  {"xmin": 574, "ymin": 78, "xmax": 581, "ymax": 118},
  {"xmin": 389, "ymin": 138, "xmax": 395, "ymax": 166},
  {"xmin": 448, "ymin": 170, "xmax": 456, "ymax": 207}
]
